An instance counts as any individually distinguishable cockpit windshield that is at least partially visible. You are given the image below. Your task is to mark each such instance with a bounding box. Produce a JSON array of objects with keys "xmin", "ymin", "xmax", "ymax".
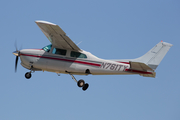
[{"xmin": 42, "ymin": 44, "xmax": 52, "ymax": 52}]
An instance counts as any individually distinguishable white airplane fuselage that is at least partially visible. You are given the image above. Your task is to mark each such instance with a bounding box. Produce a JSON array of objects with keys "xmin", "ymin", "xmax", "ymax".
[{"xmin": 19, "ymin": 48, "xmax": 140, "ymax": 75}]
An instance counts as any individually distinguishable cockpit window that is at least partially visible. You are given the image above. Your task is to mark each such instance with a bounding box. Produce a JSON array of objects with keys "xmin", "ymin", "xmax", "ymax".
[
  {"xmin": 42, "ymin": 44, "xmax": 52, "ymax": 52},
  {"xmin": 52, "ymin": 48, "xmax": 67, "ymax": 56},
  {"xmin": 70, "ymin": 51, "xmax": 87, "ymax": 58}
]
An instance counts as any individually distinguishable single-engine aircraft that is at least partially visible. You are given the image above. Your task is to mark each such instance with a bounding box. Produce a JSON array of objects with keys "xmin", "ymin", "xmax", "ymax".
[{"xmin": 13, "ymin": 20, "xmax": 173, "ymax": 91}]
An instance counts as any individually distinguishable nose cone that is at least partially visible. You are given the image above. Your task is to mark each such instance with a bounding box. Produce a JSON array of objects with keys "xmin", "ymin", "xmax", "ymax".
[{"xmin": 13, "ymin": 51, "xmax": 19, "ymax": 56}]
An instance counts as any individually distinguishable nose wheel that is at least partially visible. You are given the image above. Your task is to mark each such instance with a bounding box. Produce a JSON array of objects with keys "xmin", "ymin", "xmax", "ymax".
[
  {"xmin": 25, "ymin": 65, "xmax": 34, "ymax": 79},
  {"xmin": 25, "ymin": 69, "xmax": 34, "ymax": 79},
  {"xmin": 25, "ymin": 72, "xmax": 32, "ymax": 79}
]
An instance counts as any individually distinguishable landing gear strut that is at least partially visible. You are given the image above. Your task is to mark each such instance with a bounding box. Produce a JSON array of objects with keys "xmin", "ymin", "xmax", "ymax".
[{"xmin": 69, "ymin": 73, "xmax": 89, "ymax": 91}]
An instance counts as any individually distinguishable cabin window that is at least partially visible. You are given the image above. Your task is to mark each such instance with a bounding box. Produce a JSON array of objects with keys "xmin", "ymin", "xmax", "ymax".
[
  {"xmin": 70, "ymin": 51, "xmax": 87, "ymax": 58},
  {"xmin": 42, "ymin": 44, "xmax": 52, "ymax": 52},
  {"xmin": 52, "ymin": 48, "xmax": 67, "ymax": 56}
]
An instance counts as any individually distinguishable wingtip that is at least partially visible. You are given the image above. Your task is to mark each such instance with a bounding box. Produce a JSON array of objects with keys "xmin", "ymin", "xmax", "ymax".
[
  {"xmin": 160, "ymin": 41, "xmax": 173, "ymax": 47},
  {"xmin": 35, "ymin": 20, "xmax": 56, "ymax": 25}
]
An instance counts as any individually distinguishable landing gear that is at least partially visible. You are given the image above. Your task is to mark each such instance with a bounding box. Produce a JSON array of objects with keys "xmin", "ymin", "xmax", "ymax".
[
  {"xmin": 69, "ymin": 73, "xmax": 89, "ymax": 91},
  {"xmin": 77, "ymin": 79, "xmax": 85, "ymax": 87},
  {"xmin": 25, "ymin": 72, "xmax": 32, "ymax": 79},
  {"xmin": 77, "ymin": 80, "xmax": 89, "ymax": 91},
  {"xmin": 77, "ymin": 79, "xmax": 89, "ymax": 91},
  {"xmin": 25, "ymin": 65, "xmax": 34, "ymax": 79}
]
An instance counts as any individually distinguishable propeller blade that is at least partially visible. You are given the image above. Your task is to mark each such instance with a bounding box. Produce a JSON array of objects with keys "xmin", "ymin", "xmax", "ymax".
[
  {"xmin": 15, "ymin": 56, "xmax": 18, "ymax": 72},
  {"xmin": 14, "ymin": 41, "xmax": 18, "ymax": 52},
  {"xmin": 14, "ymin": 40, "xmax": 22, "ymax": 72}
]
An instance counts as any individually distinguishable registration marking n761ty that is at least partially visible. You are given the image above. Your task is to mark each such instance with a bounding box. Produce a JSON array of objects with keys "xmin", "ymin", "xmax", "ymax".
[{"xmin": 101, "ymin": 62, "xmax": 129, "ymax": 71}]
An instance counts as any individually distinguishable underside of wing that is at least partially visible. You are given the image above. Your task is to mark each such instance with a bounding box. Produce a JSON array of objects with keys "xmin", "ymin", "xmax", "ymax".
[{"xmin": 35, "ymin": 20, "xmax": 81, "ymax": 51}]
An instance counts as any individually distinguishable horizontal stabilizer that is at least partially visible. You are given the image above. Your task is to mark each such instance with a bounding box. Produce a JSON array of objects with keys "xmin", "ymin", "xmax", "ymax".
[
  {"xmin": 129, "ymin": 61, "xmax": 154, "ymax": 72},
  {"xmin": 129, "ymin": 61, "xmax": 156, "ymax": 78},
  {"xmin": 140, "ymin": 72, "xmax": 156, "ymax": 78}
]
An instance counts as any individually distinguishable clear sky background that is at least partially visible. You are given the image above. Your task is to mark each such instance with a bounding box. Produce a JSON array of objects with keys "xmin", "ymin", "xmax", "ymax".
[{"xmin": 0, "ymin": 0, "xmax": 180, "ymax": 120}]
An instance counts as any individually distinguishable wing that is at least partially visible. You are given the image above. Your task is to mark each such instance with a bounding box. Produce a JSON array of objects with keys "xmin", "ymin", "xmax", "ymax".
[{"xmin": 35, "ymin": 20, "xmax": 81, "ymax": 51}]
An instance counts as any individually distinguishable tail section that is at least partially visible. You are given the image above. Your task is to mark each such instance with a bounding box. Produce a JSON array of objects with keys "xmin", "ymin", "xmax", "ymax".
[
  {"xmin": 134, "ymin": 42, "xmax": 173, "ymax": 70},
  {"xmin": 113, "ymin": 41, "xmax": 172, "ymax": 78}
]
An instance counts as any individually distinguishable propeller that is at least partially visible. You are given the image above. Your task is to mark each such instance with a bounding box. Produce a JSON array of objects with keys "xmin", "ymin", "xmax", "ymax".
[{"xmin": 13, "ymin": 42, "xmax": 21, "ymax": 72}]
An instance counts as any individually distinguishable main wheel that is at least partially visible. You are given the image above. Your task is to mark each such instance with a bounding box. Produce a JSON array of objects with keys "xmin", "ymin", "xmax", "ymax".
[
  {"xmin": 82, "ymin": 83, "xmax": 89, "ymax": 91},
  {"xmin": 25, "ymin": 72, "xmax": 32, "ymax": 79},
  {"xmin": 77, "ymin": 79, "xmax": 85, "ymax": 87}
]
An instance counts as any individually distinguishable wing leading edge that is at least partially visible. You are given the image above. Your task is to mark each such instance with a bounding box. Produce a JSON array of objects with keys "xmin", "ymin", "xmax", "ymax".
[{"xmin": 35, "ymin": 20, "xmax": 81, "ymax": 51}]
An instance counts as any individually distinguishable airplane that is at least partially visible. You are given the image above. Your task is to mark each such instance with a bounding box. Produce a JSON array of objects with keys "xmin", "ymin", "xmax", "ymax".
[{"xmin": 13, "ymin": 20, "xmax": 173, "ymax": 91}]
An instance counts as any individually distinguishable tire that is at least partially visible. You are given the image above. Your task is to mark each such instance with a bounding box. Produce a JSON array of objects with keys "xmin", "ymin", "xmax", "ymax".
[
  {"xmin": 77, "ymin": 79, "xmax": 85, "ymax": 87},
  {"xmin": 82, "ymin": 83, "xmax": 89, "ymax": 91},
  {"xmin": 25, "ymin": 72, "xmax": 31, "ymax": 79}
]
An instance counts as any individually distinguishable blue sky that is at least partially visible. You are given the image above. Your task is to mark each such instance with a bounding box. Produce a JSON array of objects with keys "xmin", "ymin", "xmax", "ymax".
[{"xmin": 1, "ymin": 0, "xmax": 180, "ymax": 120}]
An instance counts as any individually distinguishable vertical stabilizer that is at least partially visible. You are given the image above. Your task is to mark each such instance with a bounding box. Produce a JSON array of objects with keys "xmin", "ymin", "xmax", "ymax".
[{"xmin": 134, "ymin": 42, "xmax": 173, "ymax": 70}]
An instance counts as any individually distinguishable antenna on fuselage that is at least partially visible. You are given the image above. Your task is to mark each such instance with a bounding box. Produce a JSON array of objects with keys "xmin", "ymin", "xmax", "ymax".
[{"xmin": 77, "ymin": 41, "xmax": 82, "ymax": 46}]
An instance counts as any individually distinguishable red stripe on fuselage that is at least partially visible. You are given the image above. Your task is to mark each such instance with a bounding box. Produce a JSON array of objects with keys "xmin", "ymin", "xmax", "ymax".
[
  {"xmin": 20, "ymin": 54, "xmax": 101, "ymax": 67},
  {"xmin": 116, "ymin": 61, "xmax": 130, "ymax": 64}
]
